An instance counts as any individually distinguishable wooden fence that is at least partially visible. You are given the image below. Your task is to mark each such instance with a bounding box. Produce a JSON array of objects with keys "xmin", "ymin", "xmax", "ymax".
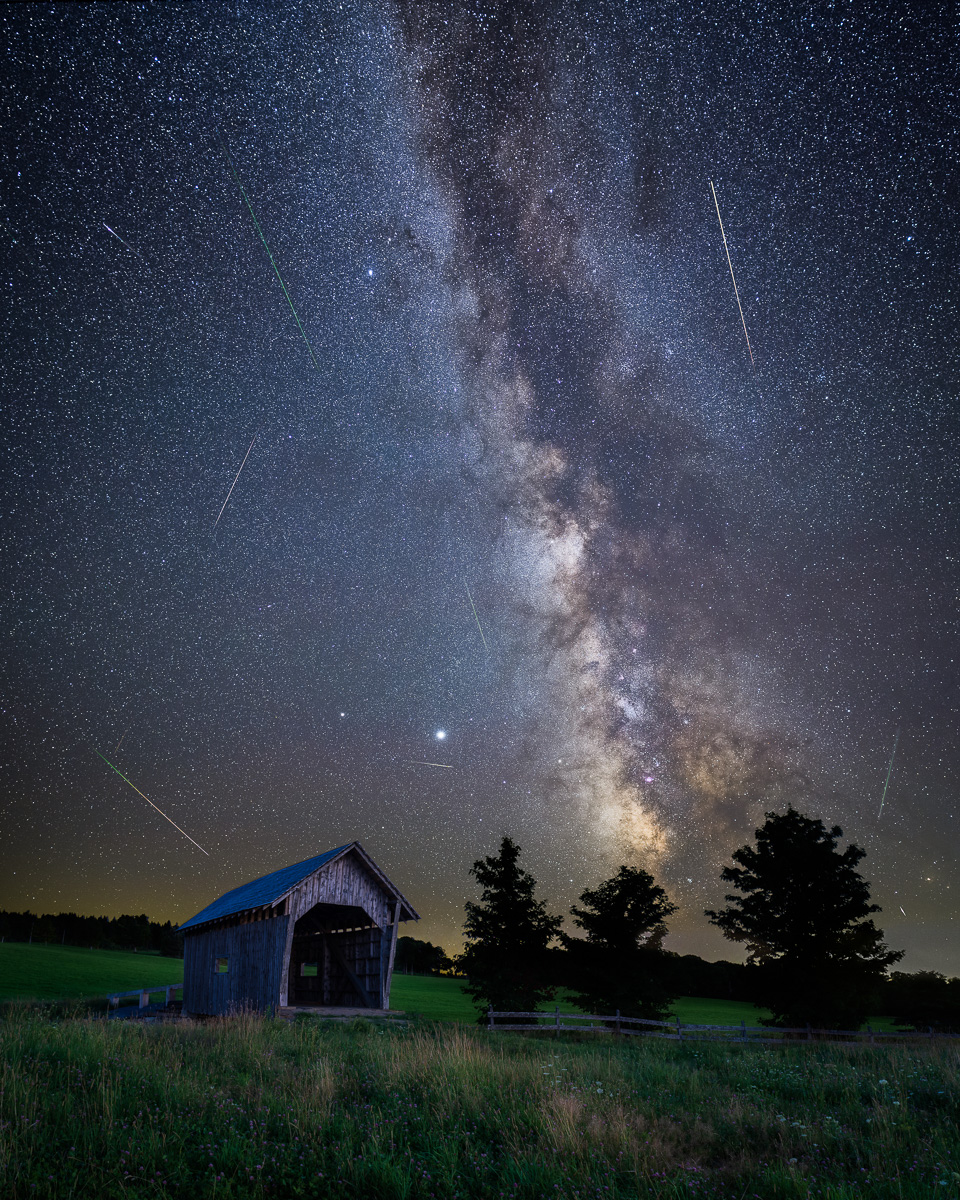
[
  {"xmin": 107, "ymin": 984, "xmax": 182, "ymax": 1011},
  {"xmin": 486, "ymin": 1006, "xmax": 954, "ymax": 1045}
]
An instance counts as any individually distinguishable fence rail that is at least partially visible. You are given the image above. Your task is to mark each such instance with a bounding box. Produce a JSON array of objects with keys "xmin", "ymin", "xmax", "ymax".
[
  {"xmin": 486, "ymin": 1006, "xmax": 955, "ymax": 1044},
  {"xmin": 107, "ymin": 984, "xmax": 182, "ymax": 1010}
]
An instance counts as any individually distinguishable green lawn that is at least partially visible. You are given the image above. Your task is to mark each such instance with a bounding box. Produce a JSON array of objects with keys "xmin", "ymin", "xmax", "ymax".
[
  {"xmin": 391, "ymin": 973, "xmax": 775, "ymax": 1027},
  {"xmin": 0, "ymin": 943, "xmax": 183, "ymax": 1003}
]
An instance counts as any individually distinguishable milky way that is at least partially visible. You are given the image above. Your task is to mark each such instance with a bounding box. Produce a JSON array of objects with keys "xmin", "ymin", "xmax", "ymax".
[{"xmin": 1, "ymin": 1, "xmax": 957, "ymax": 970}]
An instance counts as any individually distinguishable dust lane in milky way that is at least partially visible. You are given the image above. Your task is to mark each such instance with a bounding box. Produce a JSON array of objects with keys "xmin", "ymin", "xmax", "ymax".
[{"xmin": 1, "ymin": 0, "xmax": 957, "ymax": 972}]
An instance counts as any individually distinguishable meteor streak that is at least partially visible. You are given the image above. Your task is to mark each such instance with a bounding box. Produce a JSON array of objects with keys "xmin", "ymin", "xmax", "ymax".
[
  {"xmin": 405, "ymin": 761, "xmax": 454, "ymax": 769},
  {"xmin": 214, "ymin": 430, "xmax": 259, "ymax": 528},
  {"xmin": 877, "ymin": 729, "xmax": 900, "ymax": 819},
  {"xmin": 218, "ymin": 134, "xmax": 320, "ymax": 370},
  {"xmin": 463, "ymin": 577, "xmax": 489, "ymax": 653},
  {"xmin": 709, "ymin": 181, "xmax": 755, "ymax": 366},
  {"xmin": 103, "ymin": 223, "xmax": 143, "ymax": 259},
  {"xmin": 94, "ymin": 749, "xmax": 209, "ymax": 855}
]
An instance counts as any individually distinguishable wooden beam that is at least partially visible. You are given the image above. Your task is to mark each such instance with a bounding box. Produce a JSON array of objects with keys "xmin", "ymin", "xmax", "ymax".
[{"xmin": 383, "ymin": 901, "xmax": 401, "ymax": 1009}]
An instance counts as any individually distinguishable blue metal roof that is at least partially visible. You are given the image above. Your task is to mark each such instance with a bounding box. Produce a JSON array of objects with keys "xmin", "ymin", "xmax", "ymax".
[{"xmin": 179, "ymin": 844, "xmax": 352, "ymax": 931}]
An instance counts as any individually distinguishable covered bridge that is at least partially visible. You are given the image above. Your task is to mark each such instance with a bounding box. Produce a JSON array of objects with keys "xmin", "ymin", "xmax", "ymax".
[{"xmin": 178, "ymin": 842, "xmax": 418, "ymax": 1016}]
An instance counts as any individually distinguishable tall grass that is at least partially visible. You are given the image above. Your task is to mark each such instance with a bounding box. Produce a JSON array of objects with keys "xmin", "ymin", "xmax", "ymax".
[{"xmin": 2, "ymin": 1007, "xmax": 957, "ymax": 1198}]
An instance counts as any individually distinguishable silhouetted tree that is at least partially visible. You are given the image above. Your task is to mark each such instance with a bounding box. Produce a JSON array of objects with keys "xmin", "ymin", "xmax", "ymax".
[
  {"xmin": 884, "ymin": 971, "xmax": 960, "ymax": 1032},
  {"xmin": 394, "ymin": 937, "xmax": 453, "ymax": 975},
  {"xmin": 31, "ymin": 918, "xmax": 57, "ymax": 944},
  {"xmin": 706, "ymin": 807, "xmax": 902, "ymax": 1028},
  {"xmin": 460, "ymin": 836, "xmax": 561, "ymax": 1022},
  {"xmin": 562, "ymin": 866, "xmax": 678, "ymax": 1020}
]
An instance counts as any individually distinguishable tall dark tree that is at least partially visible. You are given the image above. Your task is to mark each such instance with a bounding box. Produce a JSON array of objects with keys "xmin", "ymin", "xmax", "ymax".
[
  {"xmin": 884, "ymin": 972, "xmax": 960, "ymax": 1033},
  {"xmin": 562, "ymin": 866, "xmax": 678, "ymax": 1020},
  {"xmin": 460, "ymin": 836, "xmax": 561, "ymax": 1022},
  {"xmin": 394, "ymin": 936, "xmax": 453, "ymax": 976},
  {"xmin": 706, "ymin": 807, "xmax": 902, "ymax": 1028}
]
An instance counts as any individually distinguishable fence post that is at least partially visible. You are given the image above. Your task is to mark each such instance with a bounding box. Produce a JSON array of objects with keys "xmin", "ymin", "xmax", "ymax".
[
  {"xmin": 488, "ymin": 1005, "xmax": 493, "ymax": 1031},
  {"xmin": 740, "ymin": 1020, "xmax": 746, "ymax": 1043},
  {"xmin": 867, "ymin": 1024, "xmax": 874, "ymax": 1044},
  {"xmin": 929, "ymin": 1026, "xmax": 934, "ymax": 1040},
  {"xmin": 676, "ymin": 1016, "xmax": 682, "ymax": 1041},
  {"xmin": 806, "ymin": 1023, "xmax": 812, "ymax": 1042},
  {"xmin": 615, "ymin": 1009, "xmax": 621, "ymax": 1037},
  {"xmin": 555, "ymin": 1005, "xmax": 560, "ymax": 1039}
]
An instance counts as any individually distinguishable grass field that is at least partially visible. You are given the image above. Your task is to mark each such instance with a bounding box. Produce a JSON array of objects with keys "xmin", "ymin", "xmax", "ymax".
[
  {"xmin": 392, "ymin": 982, "xmax": 906, "ymax": 1034},
  {"xmin": 0, "ymin": 943, "xmax": 184, "ymax": 1003},
  {"xmin": 2, "ymin": 1008, "xmax": 956, "ymax": 1198},
  {"xmin": 390, "ymin": 974, "xmax": 779, "ymax": 1029}
]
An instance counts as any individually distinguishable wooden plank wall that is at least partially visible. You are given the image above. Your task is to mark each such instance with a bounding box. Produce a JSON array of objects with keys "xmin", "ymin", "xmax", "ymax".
[
  {"xmin": 183, "ymin": 914, "xmax": 289, "ymax": 1016},
  {"xmin": 291, "ymin": 852, "xmax": 393, "ymax": 928}
]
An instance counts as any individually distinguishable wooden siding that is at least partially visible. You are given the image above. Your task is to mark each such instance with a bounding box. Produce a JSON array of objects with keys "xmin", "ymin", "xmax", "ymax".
[
  {"xmin": 289, "ymin": 850, "xmax": 394, "ymax": 929},
  {"xmin": 183, "ymin": 914, "xmax": 288, "ymax": 1016}
]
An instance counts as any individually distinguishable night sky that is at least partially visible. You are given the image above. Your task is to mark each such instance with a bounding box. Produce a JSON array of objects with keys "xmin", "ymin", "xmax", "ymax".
[{"xmin": 2, "ymin": 1, "xmax": 957, "ymax": 972}]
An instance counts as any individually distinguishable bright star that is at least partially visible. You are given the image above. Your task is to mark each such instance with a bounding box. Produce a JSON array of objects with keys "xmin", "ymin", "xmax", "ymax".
[{"xmin": 435, "ymin": 729, "xmax": 446, "ymax": 740}]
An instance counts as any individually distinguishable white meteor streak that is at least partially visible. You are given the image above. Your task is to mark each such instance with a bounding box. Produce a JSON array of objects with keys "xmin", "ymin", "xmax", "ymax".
[
  {"xmin": 405, "ymin": 761, "xmax": 454, "ymax": 769},
  {"xmin": 463, "ymin": 577, "xmax": 489, "ymax": 653},
  {"xmin": 103, "ymin": 223, "xmax": 142, "ymax": 258},
  {"xmin": 214, "ymin": 430, "xmax": 259, "ymax": 528},
  {"xmin": 709, "ymin": 181, "xmax": 755, "ymax": 366}
]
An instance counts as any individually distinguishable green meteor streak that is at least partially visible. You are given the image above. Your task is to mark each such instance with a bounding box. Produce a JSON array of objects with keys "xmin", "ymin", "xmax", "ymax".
[
  {"xmin": 877, "ymin": 729, "xmax": 900, "ymax": 820},
  {"xmin": 94, "ymin": 748, "xmax": 209, "ymax": 855},
  {"xmin": 219, "ymin": 136, "xmax": 320, "ymax": 370}
]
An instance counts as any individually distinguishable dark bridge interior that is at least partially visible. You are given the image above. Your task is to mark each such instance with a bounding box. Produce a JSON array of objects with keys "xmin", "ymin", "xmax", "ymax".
[{"xmin": 287, "ymin": 902, "xmax": 383, "ymax": 1008}]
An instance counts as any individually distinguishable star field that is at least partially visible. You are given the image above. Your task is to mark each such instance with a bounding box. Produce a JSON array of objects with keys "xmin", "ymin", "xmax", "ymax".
[{"xmin": 1, "ymin": 0, "xmax": 957, "ymax": 971}]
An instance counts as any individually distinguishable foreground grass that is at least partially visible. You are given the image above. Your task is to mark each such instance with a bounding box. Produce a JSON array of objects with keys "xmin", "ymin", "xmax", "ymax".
[
  {"xmin": 2, "ymin": 1010, "xmax": 957, "ymax": 1198},
  {"xmin": 0, "ymin": 944, "xmax": 183, "ymax": 1004}
]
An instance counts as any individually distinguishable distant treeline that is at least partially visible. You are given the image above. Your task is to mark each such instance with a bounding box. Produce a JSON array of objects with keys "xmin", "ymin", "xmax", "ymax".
[
  {"xmin": 0, "ymin": 910, "xmax": 183, "ymax": 957},
  {"xmin": 395, "ymin": 935, "xmax": 751, "ymax": 1001}
]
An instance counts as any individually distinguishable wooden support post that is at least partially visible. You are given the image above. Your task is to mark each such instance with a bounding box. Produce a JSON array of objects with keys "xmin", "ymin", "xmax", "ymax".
[
  {"xmin": 322, "ymin": 935, "xmax": 331, "ymax": 1006},
  {"xmin": 615, "ymin": 1009, "xmax": 621, "ymax": 1037},
  {"xmin": 380, "ymin": 900, "xmax": 401, "ymax": 1010},
  {"xmin": 806, "ymin": 1024, "xmax": 812, "ymax": 1041},
  {"xmin": 867, "ymin": 1024, "xmax": 875, "ymax": 1044},
  {"xmin": 741, "ymin": 1020, "xmax": 746, "ymax": 1043},
  {"xmin": 488, "ymin": 1005, "xmax": 493, "ymax": 1031},
  {"xmin": 109, "ymin": 995, "xmax": 118, "ymax": 1009},
  {"xmin": 676, "ymin": 1016, "xmax": 682, "ymax": 1040},
  {"xmin": 555, "ymin": 1005, "xmax": 560, "ymax": 1039},
  {"xmin": 139, "ymin": 990, "xmax": 150, "ymax": 1009}
]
